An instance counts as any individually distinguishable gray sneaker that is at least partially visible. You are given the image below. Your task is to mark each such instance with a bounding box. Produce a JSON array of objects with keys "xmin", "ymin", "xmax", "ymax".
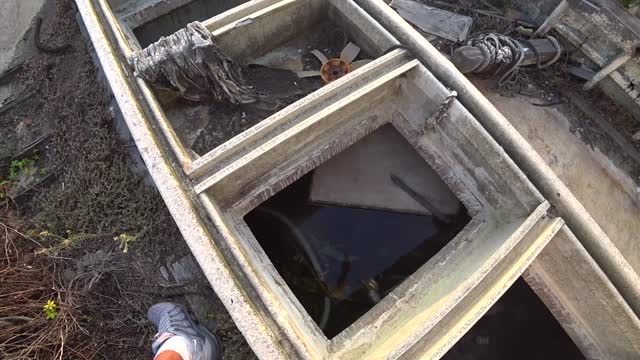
[{"xmin": 148, "ymin": 302, "xmax": 222, "ymax": 360}]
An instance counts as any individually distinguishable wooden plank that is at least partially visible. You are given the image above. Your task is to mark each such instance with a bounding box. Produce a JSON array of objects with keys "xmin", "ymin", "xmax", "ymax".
[
  {"xmin": 75, "ymin": 1, "xmax": 286, "ymax": 356},
  {"xmin": 328, "ymin": 0, "xmax": 399, "ymax": 56},
  {"xmin": 121, "ymin": 0, "xmax": 194, "ymax": 28},
  {"xmin": 333, "ymin": 202, "xmax": 555, "ymax": 358},
  {"xmin": 231, "ymin": 99, "xmax": 392, "ymax": 214},
  {"xmin": 95, "ymin": 0, "xmax": 194, "ymax": 166},
  {"xmin": 394, "ymin": 65, "xmax": 545, "ymax": 215},
  {"xmin": 390, "ymin": 0, "xmax": 473, "ymax": 42},
  {"xmin": 203, "ymin": 0, "xmax": 284, "ymax": 31},
  {"xmin": 199, "ymin": 194, "xmax": 330, "ymax": 359}
]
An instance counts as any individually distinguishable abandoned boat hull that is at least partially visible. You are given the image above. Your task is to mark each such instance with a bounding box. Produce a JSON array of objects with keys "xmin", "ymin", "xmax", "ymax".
[{"xmin": 76, "ymin": 0, "xmax": 640, "ymax": 358}]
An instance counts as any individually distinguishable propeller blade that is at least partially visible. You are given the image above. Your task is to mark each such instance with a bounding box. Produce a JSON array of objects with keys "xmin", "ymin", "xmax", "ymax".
[
  {"xmin": 349, "ymin": 59, "xmax": 373, "ymax": 71},
  {"xmin": 310, "ymin": 50, "xmax": 329, "ymax": 65},
  {"xmin": 297, "ymin": 70, "xmax": 322, "ymax": 78},
  {"xmin": 340, "ymin": 42, "xmax": 361, "ymax": 64}
]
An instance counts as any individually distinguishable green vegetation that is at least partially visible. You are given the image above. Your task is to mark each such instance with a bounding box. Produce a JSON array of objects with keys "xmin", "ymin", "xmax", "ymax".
[
  {"xmin": 36, "ymin": 230, "xmax": 99, "ymax": 255},
  {"xmin": 0, "ymin": 153, "xmax": 44, "ymax": 202},
  {"xmin": 619, "ymin": 0, "xmax": 640, "ymax": 8},
  {"xmin": 43, "ymin": 300, "xmax": 58, "ymax": 320},
  {"xmin": 0, "ymin": 180, "xmax": 8, "ymax": 201},
  {"xmin": 114, "ymin": 233, "xmax": 138, "ymax": 253},
  {"xmin": 9, "ymin": 157, "xmax": 36, "ymax": 180}
]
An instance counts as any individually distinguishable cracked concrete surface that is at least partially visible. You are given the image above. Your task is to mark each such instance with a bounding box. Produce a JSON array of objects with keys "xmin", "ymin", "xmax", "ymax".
[
  {"xmin": 0, "ymin": 0, "xmax": 45, "ymax": 104},
  {"xmin": 0, "ymin": 0, "xmax": 45, "ymax": 73},
  {"xmin": 479, "ymin": 82, "xmax": 640, "ymax": 273}
]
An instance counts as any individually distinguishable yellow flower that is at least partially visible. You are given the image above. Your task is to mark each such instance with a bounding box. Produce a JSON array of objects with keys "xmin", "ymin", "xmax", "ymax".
[{"xmin": 43, "ymin": 299, "xmax": 58, "ymax": 320}]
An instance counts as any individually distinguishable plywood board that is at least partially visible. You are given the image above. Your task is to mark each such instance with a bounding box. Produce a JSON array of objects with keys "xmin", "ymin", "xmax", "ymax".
[
  {"xmin": 390, "ymin": 0, "xmax": 472, "ymax": 42},
  {"xmin": 310, "ymin": 124, "xmax": 462, "ymax": 216}
]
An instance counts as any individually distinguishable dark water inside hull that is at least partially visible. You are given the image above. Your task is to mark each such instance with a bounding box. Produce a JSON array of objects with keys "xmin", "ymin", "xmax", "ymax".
[
  {"xmin": 244, "ymin": 172, "xmax": 584, "ymax": 358},
  {"xmin": 245, "ymin": 173, "xmax": 470, "ymax": 338},
  {"xmin": 443, "ymin": 278, "xmax": 585, "ymax": 360}
]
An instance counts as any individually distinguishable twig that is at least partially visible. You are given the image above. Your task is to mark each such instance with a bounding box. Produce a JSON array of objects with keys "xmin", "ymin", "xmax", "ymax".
[
  {"xmin": 0, "ymin": 221, "xmax": 44, "ymax": 248},
  {"xmin": 0, "ymin": 91, "xmax": 35, "ymax": 116},
  {"xmin": 11, "ymin": 133, "xmax": 51, "ymax": 160},
  {"xmin": 2, "ymin": 221, "xmax": 18, "ymax": 265},
  {"xmin": 479, "ymin": 0, "xmax": 501, "ymax": 13},
  {"xmin": 390, "ymin": 174, "xmax": 453, "ymax": 223},
  {"xmin": 0, "ymin": 62, "xmax": 23, "ymax": 85},
  {"xmin": 8, "ymin": 170, "xmax": 60, "ymax": 202},
  {"xmin": 531, "ymin": 100, "xmax": 565, "ymax": 107},
  {"xmin": 0, "ymin": 316, "xmax": 34, "ymax": 328}
]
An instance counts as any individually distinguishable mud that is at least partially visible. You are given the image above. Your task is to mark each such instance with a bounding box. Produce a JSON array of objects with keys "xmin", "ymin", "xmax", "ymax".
[{"xmin": 190, "ymin": 65, "xmax": 322, "ymax": 155}]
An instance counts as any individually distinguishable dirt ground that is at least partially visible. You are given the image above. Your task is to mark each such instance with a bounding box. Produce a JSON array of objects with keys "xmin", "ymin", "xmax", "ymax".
[
  {"xmin": 0, "ymin": 1, "xmax": 252, "ymax": 359},
  {"xmin": 2, "ymin": 0, "xmax": 639, "ymax": 359}
]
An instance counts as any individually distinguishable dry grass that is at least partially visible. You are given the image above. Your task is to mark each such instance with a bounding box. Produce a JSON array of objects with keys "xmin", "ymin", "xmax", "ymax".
[
  {"xmin": 0, "ymin": 246, "xmax": 90, "ymax": 359},
  {"xmin": 0, "ymin": 3, "xmax": 172, "ymax": 354},
  {"xmin": 0, "ymin": 216, "xmax": 158, "ymax": 359},
  {"xmin": 15, "ymin": 0, "xmax": 181, "ymax": 246},
  {"xmin": 0, "ymin": 0, "xmax": 256, "ymax": 358}
]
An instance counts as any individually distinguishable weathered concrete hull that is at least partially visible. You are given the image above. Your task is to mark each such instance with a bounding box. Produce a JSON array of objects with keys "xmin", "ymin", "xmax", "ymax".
[{"xmin": 76, "ymin": 0, "xmax": 640, "ymax": 358}]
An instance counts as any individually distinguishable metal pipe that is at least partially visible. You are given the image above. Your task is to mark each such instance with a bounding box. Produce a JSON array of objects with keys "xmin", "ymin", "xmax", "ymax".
[
  {"xmin": 356, "ymin": 0, "xmax": 640, "ymax": 316},
  {"xmin": 452, "ymin": 38, "xmax": 565, "ymax": 74}
]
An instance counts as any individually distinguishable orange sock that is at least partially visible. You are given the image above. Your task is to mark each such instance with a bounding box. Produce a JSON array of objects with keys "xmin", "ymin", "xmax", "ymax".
[
  {"xmin": 153, "ymin": 335, "xmax": 191, "ymax": 360},
  {"xmin": 155, "ymin": 350, "xmax": 184, "ymax": 360}
]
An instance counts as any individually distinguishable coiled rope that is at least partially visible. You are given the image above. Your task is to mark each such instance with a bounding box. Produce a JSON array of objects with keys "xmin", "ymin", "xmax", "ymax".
[{"xmin": 466, "ymin": 33, "xmax": 562, "ymax": 86}]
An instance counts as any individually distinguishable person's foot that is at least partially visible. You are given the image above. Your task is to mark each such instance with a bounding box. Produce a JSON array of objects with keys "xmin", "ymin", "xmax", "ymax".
[{"xmin": 148, "ymin": 302, "xmax": 222, "ymax": 360}]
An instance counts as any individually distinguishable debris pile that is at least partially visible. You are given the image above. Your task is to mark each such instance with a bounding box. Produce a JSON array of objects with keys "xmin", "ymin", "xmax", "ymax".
[
  {"xmin": 390, "ymin": 0, "xmax": 565, "ymax": 87},
  {"xmin": 390, "ymin": 0, "xmax": 473, "ymax": 42},
  {"xmin": 130, "ymin": 21, "xmax": 259, "ymax": 103},
  {"xmin": 389, "ymin": 0, "xmax": 640, "ymax": 144}
]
